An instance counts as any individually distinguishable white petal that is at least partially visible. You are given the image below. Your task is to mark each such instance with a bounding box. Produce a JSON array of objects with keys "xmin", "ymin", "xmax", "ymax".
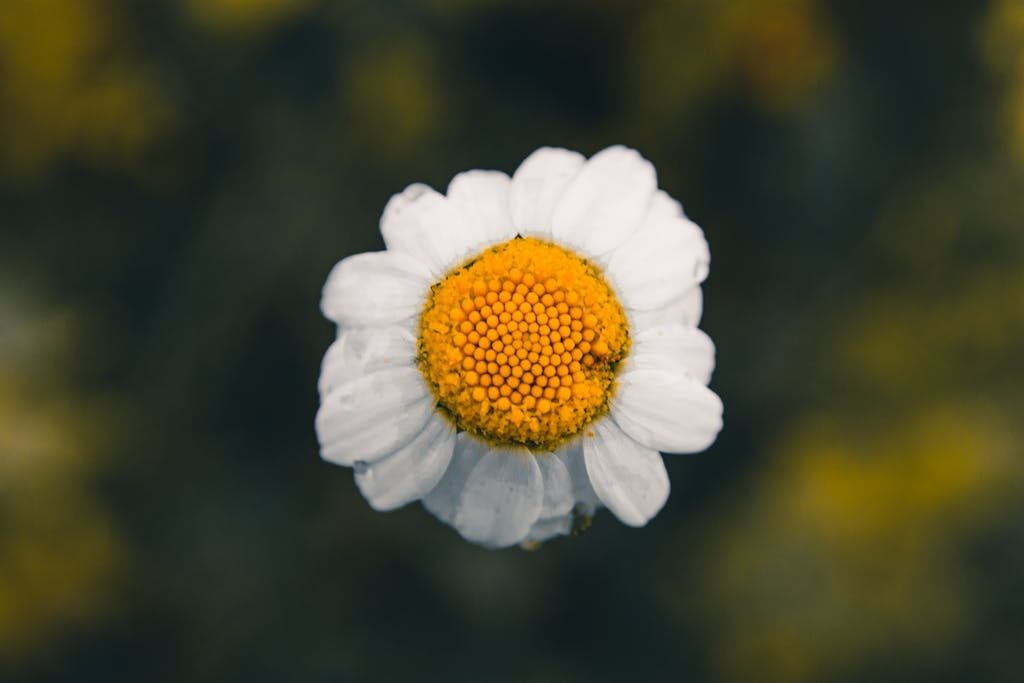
[
  {"xmin": 523, "ymin": 445, "xmax": 600, "ymax": 543},
  {"xmin": 316, "ymin": 366, "xmax": 434, "ymax": 466},
  {"xmin": 446, "ymin": 171, "xmax": 517, "ymax": 254},
  {"xmin": 583, "ymin": 418, "xmax": 670, "ymax": 527},
  {"xmin": 354, "ymin": 413, "xmax": 456, "ymax": 511},
  {"xmin": 423, "ymin": 434, "xmax": 543, "ymax": 548},
  {"xmin": 380, "ymin": 184, "xmax": 466, "ymax": 278},
  {"xmin": 629, "ymin": 287, "xmax": 703, "ymax": 333},
  {"xmin": 321, "ymin": 251, "xmax": 431, "ymax": 327},
  {"xmin": 535, "ymin": 451, "xmax": 574, "ymax": 519},
  {"xmin": 611, "ymin": 368, "xmax": 723, "ymax": 454},
  {"xmin": 511, "ymin": 147, "xmax": 585, "ymax": 237},
  {"xmin": 524, "ymin": 515, "xmax": 572, "ymax": 543},
  {"xmin": 454, "ymin": 449, "xmax": 543, "ymax": 548},
  {"xmin": 551, "ymin": 145, "xmax": 656, "ymax": 258},
  {"xmin": 629, "ymin": 324, "xmax": 715, "ymax": 385},
  {"xmin": 318, "ymin": 324, "xmax": 417, "ymax": 400},
  {"xmin": 422, "ymin": 434, "xmax": 478, "ymax": 527},
  {"xmin": 605, "ymin": 190, "xmax": 710, "ymax": 311},
  {"xmin": 559, "ymin": 443, "xmax": 602, "ymax": 514}
]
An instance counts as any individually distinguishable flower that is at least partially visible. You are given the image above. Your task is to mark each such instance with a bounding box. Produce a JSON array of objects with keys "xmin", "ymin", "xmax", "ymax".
[{"xmin": 317, "ymin": 145, "xmax": 723, "ymax": 548}]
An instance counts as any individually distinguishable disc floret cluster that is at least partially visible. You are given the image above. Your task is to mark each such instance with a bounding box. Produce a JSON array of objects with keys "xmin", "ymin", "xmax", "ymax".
[{"xmin": 418, "ymin": 237, "xmax": 629, "ymax": 451}]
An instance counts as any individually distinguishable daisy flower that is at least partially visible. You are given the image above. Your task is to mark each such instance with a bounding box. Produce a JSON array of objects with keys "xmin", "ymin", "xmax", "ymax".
[{"xmin": 317, "ymin": 146, "xmax": 722, "ymax": 549}]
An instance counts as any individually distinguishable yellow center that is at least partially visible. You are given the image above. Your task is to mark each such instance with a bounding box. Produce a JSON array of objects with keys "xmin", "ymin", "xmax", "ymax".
[{"xmin": 418, "ymin": 237, "xmax": 630, "ymax": 451}]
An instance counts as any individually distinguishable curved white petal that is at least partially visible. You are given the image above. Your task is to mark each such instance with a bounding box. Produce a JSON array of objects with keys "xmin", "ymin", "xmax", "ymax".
[
  {"xmin": 446, "ymin": 170, "xmax": 517, "ymax": 255},
  {"xmin": 629, "ymin": 324, "xmax": 715, "ymax": 386},
  {"xmin": 321, "ymin": 251, "xmax": 431, "ymax": 327},
  {"xmin": 522, "ymin": 444, "xmax": 600, "ymax": 544},
  {"xmin": 583, "ymin": 418, "xmax": 670, "ymax": 527},
  {"xmin": 423, "ymin": 434, "xmax": 543, "ymax": 548},
  {"xmin": 611, "ymin": 368, "xmax": 723, "ymax": 454},
  {"xmin": 380, "ymin": 184, "xmax": 466, "ymax": 278},
  {"xmin": 511, "ymin": 147, "xmax": 585, "ymax": 237},
  {"xmin": 354, "ymin": 413, "xmax": 456, "ymax": 511},
  {"xmin": 524, "ymin": 515, "xmax": 572, "ymax": 544},
  {"xmin": 551, "ymin": 145, "xmax": 656, "ymax": 258},
  {"xmin": 557, "ymin": 443, "xmax": 602, "ymax": 515},
  {"xmin": 318, "ymin": 324, "xmax": 417, "ymax": 400},
  {"xmin": 605, "ymin": 190, "xmax": 710, "ymax": 312},
  {"xmin": 422, "ymin": 434, "xmax": 477, "ymax": 527},
  {"xmin": 629, "ymin": 287, "xmax": 703, "ymax": 333},
  {"xmin": 454, "ymin": 449, "xmax": 543, "ymax": 548},
  {"xmin": 316, "ymin": 366, "xmax": 434, "ymax": 466},
  {"xmin": 535, "ymin": 451, "xmax": 574, "ymax": 519}
]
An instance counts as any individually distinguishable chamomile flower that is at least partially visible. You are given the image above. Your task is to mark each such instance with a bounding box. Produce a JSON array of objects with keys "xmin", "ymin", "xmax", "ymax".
[{"xmin": 317, "ymin": 146, "xmax": 722, "ymax": 548}]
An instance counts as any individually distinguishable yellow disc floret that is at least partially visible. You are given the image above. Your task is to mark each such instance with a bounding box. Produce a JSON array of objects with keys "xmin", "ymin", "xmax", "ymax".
[{"xmin": 418, "ymin": 237, "xmax": 630, "ymax": 451}]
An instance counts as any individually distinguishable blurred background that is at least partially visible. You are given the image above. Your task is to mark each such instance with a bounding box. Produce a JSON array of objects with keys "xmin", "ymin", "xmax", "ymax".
[{"xmin": 2, "ymin": 0, "xmax": 1023, "ymax": 681}]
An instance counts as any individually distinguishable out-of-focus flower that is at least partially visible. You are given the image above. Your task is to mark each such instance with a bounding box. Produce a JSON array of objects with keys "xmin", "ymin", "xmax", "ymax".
[
  {"xmin": 339, "ymin": 38, "xmax": 446, "ymax": 160},
  {"xmin": 316, "ymin": 146, "xmax": 722, "ymax": 548},
  {"xmin": 834, "ymin": 159, "xmax": 1024, "ymax": 395},
  {"xmin": 626, "ymin": 0, "xmax": 836, "ymax": 142},
  {"xmin": 0, "ymin": 0, "xmax": 174, "ymax": 181},
  {"xmin": 183, "ymin": 0, "xmax": 312, "ymax": 35},
  {"xmin": 680, "ymin": 409, "xmax": 1014, "ymax": 683},
  {"xmin": 0, "ymin": 295, "xmax": 121, "ymax": 665},
  {"xmin": 982, "ymin": 0, "xmax": 1024, "ymax": 161},
  {"xmin": 725, "ymin": 0, "xmax": 836, "ymax": 110}
]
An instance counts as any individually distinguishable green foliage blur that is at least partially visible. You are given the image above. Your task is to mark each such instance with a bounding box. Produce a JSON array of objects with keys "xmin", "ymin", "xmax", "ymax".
[{"xmin": 2, "ymin": 0, "xmax": 1022, "ymax": 681}]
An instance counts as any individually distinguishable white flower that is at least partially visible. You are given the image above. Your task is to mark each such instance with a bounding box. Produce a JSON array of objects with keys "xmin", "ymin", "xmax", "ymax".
[{"xmin": 317, "ymin": 145, "xmax": 722, "ymax": 548}]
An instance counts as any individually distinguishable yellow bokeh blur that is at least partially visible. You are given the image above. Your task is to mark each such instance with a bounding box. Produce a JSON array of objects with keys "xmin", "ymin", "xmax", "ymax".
[
  {"xmin": 0, "ymin": 0, "xmax": 174, "ymax": 181},
  {"xmin": 685, "ymin": 408, "xmax": 1015, "ymax": 683},
  {"xmin": 183, "ymin": 0, "xmax": 312, "ymax": 34},
  {"xmin": 983, "ymin": 0, "xmax": 1024, "ymax": 161},
  {"xmin": 627, "ymin": 0, "xmax": 836, "ymax": 145},
  {"xmin": 0, "ymin": 295, "xmax": 122, "ymax": 665},
  {"xmin": 339, "ymin": 37, "xmax": 446, "ymax": 160}
]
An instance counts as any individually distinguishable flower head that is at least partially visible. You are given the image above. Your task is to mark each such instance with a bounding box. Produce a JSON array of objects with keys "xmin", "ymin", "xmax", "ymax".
[{"xmin": 317, "ymin": 146, "xmax": 722, "ymax": 548}]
